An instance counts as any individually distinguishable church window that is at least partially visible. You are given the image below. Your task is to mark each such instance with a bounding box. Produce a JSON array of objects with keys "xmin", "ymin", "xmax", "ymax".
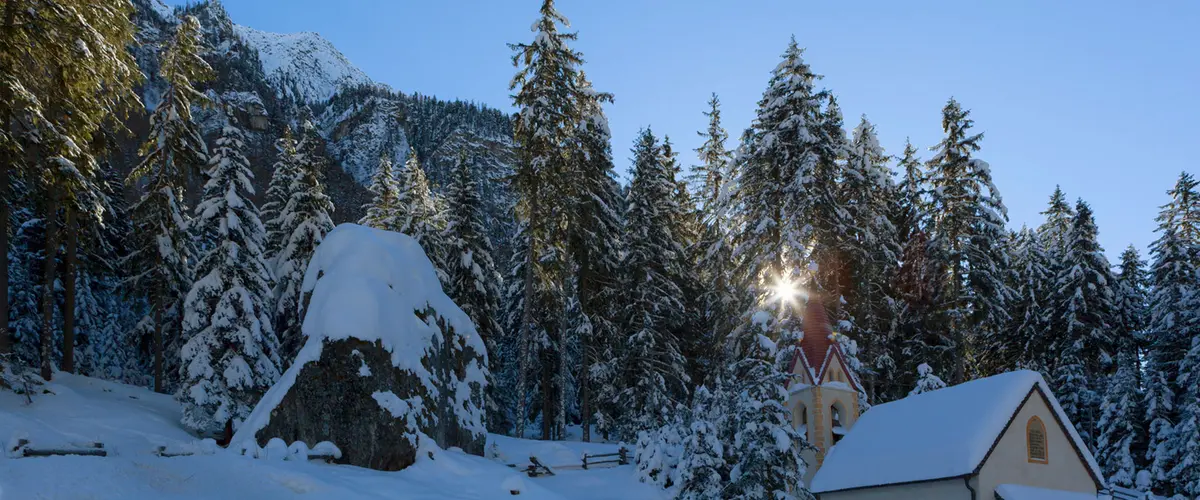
[{"xmin": 1027, "ymin": 416, "xmax": 1048, "ymax": 463}]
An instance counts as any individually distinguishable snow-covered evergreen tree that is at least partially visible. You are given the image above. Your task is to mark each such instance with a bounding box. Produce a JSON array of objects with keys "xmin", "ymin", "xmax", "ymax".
[
  {"xmin": 1171, "ymin": 335, "xmax": 1200, "ymax": 496},
  {"xmin": 271, "ymin": 126, "xmax": 335, "ymax": 366},
  {"xmin": 733, "ymin": 37, "xmax": 825, "ymax": 316},
  {"xmin": 615, "ymin": 129, "xmax": 689, "ymax": 439},
  {"xmin": 1038, "ymin": 186, "xmax": 1076, "ymax": 255},
  {"xmin": 262, "ymin": 128, "xmax": 302, "ymax": 260},
  {"xmin": 996, "ymin": 228, "xmax": 1054, "ymax": 375},
  {"xmin": 677, "ymin": 385, "xmax": 726, "ymax": 500},
  {"xmin": 725, "ymin": 312, "xmax": 811, "ymax": 500},
  {"xmin": 924, "ymin": 97, "xmax": 1010, "ymax": 384},
  {"xmin": 908, "ymin": 362, "xmax": 947, "ymax": 397},
  {"xmin": 396, "ymin": 148, "xmax": 449, "ymax": 283},
  {"xmin": 692, "ymin": 94, "xmax": 740, "ymax": 368},
  {"xmin": 179, "ymin": 119, "xmax": 281, "ymax": 436},
  {"xmin": 1143, "ymin": 173, "xmax": 1200, "ymax": 493},
  {"xmin": 126, "ymin": 15, "xmax": 213, "ymax": 393},
  {"xmin": 840, "ymin": 116, "xmax": 900, "ymax": 402},
  {"xmin": 1049, "ymin": 200, "xmax": 1116, "ymax": 445},
  {"xmin": 568, "ymin": 72, "xmax": 624, "ymax": 442},
  {"xmin": 359, "ymin": 155, "xmax": 402, "ymax": 231},
  {"xmin": 507, "ymin": 0, "xmax": 588, "ymax": 440},
  {"xmin": 443, "ymin": 152, "xmax": 505, "ymax": 431},
  {"xmin": 1096, "ymin": 347, "xmax": 1145, "ymax": 489}
]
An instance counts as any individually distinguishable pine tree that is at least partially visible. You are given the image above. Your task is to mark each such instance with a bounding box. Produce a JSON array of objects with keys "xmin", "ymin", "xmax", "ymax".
[
  {"xmin": 443, "ymin": 152, "xmax": 505, "ymax": 431},
  {"xmin": 126, "ymin": 16, "xmax": 213, "ymax": 393},
  {"xmin": 725, "ymin": 313, "xmax": 811, "ymax": 500},
  {"xmin": 840, "ymin": 116, "xmax": 900, "ymax": 403},
  {"xmin": 396, "ymin": 148, "xmax": 450, "ymax": 283},
  {"xmin": 1144, "ymin": 173, "xmax": 1200, "ymax": 493},
  {"xmin": 1171, "ymin": 336, "xmax": 1200, "ymax": 496},
  {"xmin": 733, "ymin": 37, "xmax": 825, "ymax": 318},
  {"xmin": 908, "ymin": 362, "xmax": 947, "ymax": 397},
  {"xmin": 925, "ymin": 98, "xmax": 1010, "ymax": 383},
  {"xmin": 568, "ymin": 72, "xmax": 623, "ymax": 442},
  {"xmin": 1049, "ymin": 201, "xmax": 1115, "ymax": 446},
  {"xmin": 271, "ymin": 127, "xmax": 335, "ymax": 366},
  {"xmin": 507, "ymin": 0, "xmax": 583, "ymax": 440},
  {"xmin": 179, "ymin": 118, "xmax": 281, "ymax": 436},
  {"xmin": 1096, "ymin": 347, "xmax": 1145, "ymax": 489},
  {"xmin": 262, "ymin": 128, "xmax": 302, "ymax": 260},
  {"xmin": 691, "ymin": 96, "xmax": 740, "ymax": 385},
  {"xmin": 614, "ymin": 129, "xmax": 689, "ymax": 439},
  {"xmin": 1038, "ymin": 186, "xmax": 1075, "ymax": 255},
  {"xmin": 677, "ymin": 385, "xmax": 726, "ymax": 500},
  {"xmin": 359, "ymin": 155, "xmax": 402, "ymax": 231},
  {"xmin": 1003, "ymin": 228, "xmax": 1054, "ymax": 374}
]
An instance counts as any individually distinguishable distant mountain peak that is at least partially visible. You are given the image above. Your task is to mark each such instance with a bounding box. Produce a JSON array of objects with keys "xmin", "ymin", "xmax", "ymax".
[{"xmin": 233, "ymin": 24, "xmax": 375, "ymax": 104}]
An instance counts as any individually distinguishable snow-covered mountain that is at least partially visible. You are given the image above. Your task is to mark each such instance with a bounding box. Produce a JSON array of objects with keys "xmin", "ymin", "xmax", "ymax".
[{"xmin": 233, "ymin": 25, "xmax": 375, "ymax": 104}]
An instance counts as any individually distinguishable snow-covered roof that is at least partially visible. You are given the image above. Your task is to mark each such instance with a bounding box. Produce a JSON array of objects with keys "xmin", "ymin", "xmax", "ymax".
[
  {"xmin": 995, "ymin": 484, "xmax": 1100, "ymax": 500},
  {"xmin": 810, "ymin": 370, "xmax": 1103, "ymax": 494}
]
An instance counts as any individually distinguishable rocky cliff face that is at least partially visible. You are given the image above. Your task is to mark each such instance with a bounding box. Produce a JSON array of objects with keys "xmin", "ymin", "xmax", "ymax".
[{"xmin": 125, "ymin": 0, "xmax": 517, "ymax": 245}]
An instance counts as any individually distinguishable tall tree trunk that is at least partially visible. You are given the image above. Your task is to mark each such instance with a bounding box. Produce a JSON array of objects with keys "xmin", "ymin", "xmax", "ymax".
[
  {"xmin": 61, "ymin": 206, "xmax": 77, "ymax": 373},
  {"xmin": 515, "ymin": 239, "xmax": 534, "ymax": 439},
  {"xmin": 0, "ymin": 0, "xmax": 24, "ymax": 357},
  {"xmin": 40, "ymin": 189, "xmax": 62, "ymax": 381},
  {"xmin": 541, "ymin": 349, "xmax": 552, "ymax": 441},
  {"xmin": 153, "ymin": 286, "xmax": 164, "ymax": 393},
  {"xmin": 0, "ymin": 162, "xmax": 9, "ymax": 357}
]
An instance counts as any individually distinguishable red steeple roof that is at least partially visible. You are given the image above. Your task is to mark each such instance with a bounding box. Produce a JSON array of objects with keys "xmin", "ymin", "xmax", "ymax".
[
  {"xmin": 800, "ymin": 297, "xmax": 834, "ymax": 374},
  {"xmin": 788, "ymin": 296, "xmax": 861, "ymax": 392}
]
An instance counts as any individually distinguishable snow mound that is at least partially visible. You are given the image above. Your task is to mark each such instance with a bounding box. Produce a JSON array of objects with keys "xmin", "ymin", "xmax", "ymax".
[
  {"xmin": 233, "ymin": 25, "xmax": 374, "ymax": 103},
  {"xmin": 811, "ymin": 370, "xmax": 1103, "ymax": 493}
]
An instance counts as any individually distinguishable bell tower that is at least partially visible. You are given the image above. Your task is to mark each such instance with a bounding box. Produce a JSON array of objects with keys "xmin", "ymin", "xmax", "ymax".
[{"xmin": 785, "ymin": 296, "xmax": 862, "ymax": 485}]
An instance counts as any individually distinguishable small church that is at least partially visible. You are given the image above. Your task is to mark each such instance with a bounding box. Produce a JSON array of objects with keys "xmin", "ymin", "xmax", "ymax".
[{"xmin": 789, "ymin": 297, "xmax": 1106, "ymax": 500}]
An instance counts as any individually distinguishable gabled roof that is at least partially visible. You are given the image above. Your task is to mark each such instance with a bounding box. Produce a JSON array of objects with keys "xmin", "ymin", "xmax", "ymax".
[
  {"xmin": 809, "ymin": 370, "xmax": 1104, "ymax": 494},
  {"xmin": 787, "ymin": 298, "xmax": 861, "ymax": 392}
]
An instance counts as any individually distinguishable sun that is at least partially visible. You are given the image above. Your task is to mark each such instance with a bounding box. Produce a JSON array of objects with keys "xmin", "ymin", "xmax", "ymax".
[{"xmin": 771, "ymin": 278, "xmax": 804, "ymax": 304}]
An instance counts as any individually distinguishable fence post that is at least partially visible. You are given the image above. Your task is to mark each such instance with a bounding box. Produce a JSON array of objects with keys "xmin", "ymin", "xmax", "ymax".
[
  {"xmin": 618, "ymin": 447, "xmax": 628, "ymax": 465},
  {"xmin": 582, "ymin": 453, "xmax": 589, "ymax": 470}
]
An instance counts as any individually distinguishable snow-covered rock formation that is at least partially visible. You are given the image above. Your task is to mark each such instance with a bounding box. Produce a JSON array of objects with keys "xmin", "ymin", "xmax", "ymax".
[
  {"xmin": 234, "ymin": 224, "xmax": 488, "ymax": 471},
  {"xmin": 233, "ymin": 25, "xmax": 374, "ymax": 104}
]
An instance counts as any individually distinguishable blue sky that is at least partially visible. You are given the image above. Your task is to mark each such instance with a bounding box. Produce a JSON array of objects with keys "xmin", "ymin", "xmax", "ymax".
[{"xmin": 175, "ymin": 0, "xmax": 1199, "ymax": 260}]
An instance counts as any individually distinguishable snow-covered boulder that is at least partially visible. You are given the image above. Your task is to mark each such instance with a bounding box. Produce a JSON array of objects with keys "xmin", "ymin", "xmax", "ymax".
[{"xmin": 233, "ymin": 224, "xmax": 487, "ymax": 471}]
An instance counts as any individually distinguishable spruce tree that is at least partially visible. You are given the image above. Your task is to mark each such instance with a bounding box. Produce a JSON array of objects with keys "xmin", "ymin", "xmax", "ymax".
[
  {"xmin": 1003, "ymin": 228, "xmax": 1054, "ymax": 374},
  {"xmin": 443, "ymin": 152, "xmax": 505, "ymax": 431},
  {"xmin": 908, "ymin": 362, "xmax": 947, "ymax": 397},
  {"xmin": 507, "ymin": 0, "xmax": 583, "ymax": 440},
  {"xmin": 262, "ymin": 128, "xmax": 302, "ymax": 260},
  {"xmin": 925, "ymin": 98, "xmax": 1010, "ymax": 383},
  {"xmin": 569, "ymin": 72, "xmax": 623, "ymax": 442},
  {"xmin": 1171, "ymin": 335, "xmax": 1200, "ymax": 496},
  {"xmin": 733, "ymin": 37, "xmax": 825, "ymax": 318},
  {"xmin": 692, "ymin": 95, "xmax": 740, "ymax": 383},
  {"xmin": 359, "ymin": 155, "xmax": 402, "ymax": 231},
  {"xmin": 1038, "ymin": 186, "xmax": 1075, "ymax": 255},
  {"xmin": 179, "ymin": 118, "xmax": 281, "ymax": 436},
  {"xmin": 1096, "ymin": 347, "xmax": 1145, "ymax": 489},
  {"xmin": 677, "ymin": 385, "xmax": 726, "ymax": 500},
  {"xmin": 126, "ymin": 16, "xmax": 213, "ymax": 393},
  {"xmin": 725, "ymin": 313, "xmax": 810, "ymax": 500},
  {"xmin": 397, "ymin": 148, "xmax": 450, "ymax": 283},
  {"xmin": 1049, "ymin": 200, "xmax": 1115, "ymax": 446},
  {"xmin": 840, "ymin": 116, "xmax": 900, "ymax": 402},
  {"xmin": 1143, "ymin": 173, "xmax": 1200, "ymax": 493},
  {"xmin": 271, "ymin": 128, "xmax": 335, "ymax": 366},
  {"xmin": 615, "ymin": 129, "xmax": 689, "ymax": 439}
]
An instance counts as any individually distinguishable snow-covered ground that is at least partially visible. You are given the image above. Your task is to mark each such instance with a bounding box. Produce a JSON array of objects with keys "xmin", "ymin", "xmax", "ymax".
[{"xmin": 0, "ymin": 374, "xmax": 665, "ymax": 499}]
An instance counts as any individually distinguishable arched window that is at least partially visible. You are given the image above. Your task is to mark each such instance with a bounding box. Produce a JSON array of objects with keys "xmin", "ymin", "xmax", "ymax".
[
  {"xmin": 1027, "ymin": 416, "xmax": 1048, "ymax": 463},
  {"xmin": 795, "ymin": 403, "xmax": 809, "ymax": 439},
  {"xmin": 831, "ymin": 403, "xmax": 846, "ymax": 444}
]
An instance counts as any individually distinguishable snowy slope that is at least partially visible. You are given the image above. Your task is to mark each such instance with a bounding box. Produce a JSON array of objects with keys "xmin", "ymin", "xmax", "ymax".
[
  {"xmin": 233, "ymin": 24, "xmax": 374, "ymax": 103},
  {"xmin": 0, "ymin": 374, "xmax": 662, "ymax": 499}
]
